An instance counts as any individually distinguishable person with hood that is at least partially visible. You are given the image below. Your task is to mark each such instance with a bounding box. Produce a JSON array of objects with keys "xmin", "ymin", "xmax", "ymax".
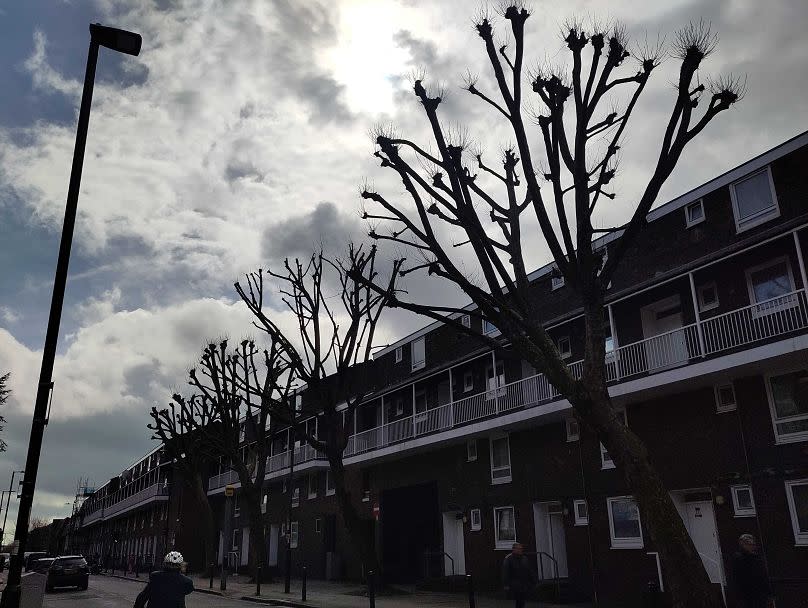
[
  {"xmin": 133, "ymin": 551, "xmax": 194, "ymax": 608},
  {"xmin": 502, "ymin": 542, "xmax": 537, "ymax": 608},
  {"xmin": 732, "ymin": 534, "xmax": 774, "ymax": 608}
]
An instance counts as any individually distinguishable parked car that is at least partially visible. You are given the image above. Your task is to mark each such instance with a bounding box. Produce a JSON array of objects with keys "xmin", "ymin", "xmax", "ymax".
[
  {"xmin": 30, "ymin": 557, "xmax": 55, "ymax": 573},
  {"xmin": 24, "ymin": 552, "xmax": 48, "ymax": 572},
  {"xmin": 0, "ymin": 553, "xmax": 10, "ymax": 572},
  {"xmin": 46, "ymin": 556, "xmax": 89, "ymax": 591}
]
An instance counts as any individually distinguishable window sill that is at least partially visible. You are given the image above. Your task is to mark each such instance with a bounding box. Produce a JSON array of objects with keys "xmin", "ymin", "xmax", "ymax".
[
  {"xmin": 716, "ymin": 407, "xmax": 737, "ymax": 414},
  {"xmin": 610, "ymin": 543, "xmax": 644, "ymax": 550},
  {"xmin": 574, "ymin": 521, "xmax": 588, "ymax": 527},
  {"xmin": 686, "ymin": 217, "xmax": 705, "ymax": 229},
  {"xmin": 491, "ymin": 477, "xmax": 512, "ymax": 485},
  {"xmin": 601, "ymin": 463, "xmax": 616, "ymax": 471},
  {"xmin": 733, "ymin": 513, "xmax": 756, "ymax": 518},
  {"xmin": 494, "ymin": 545, "xmax": 515, "ymax": 551},
  {"xmin": 774, "ymin": 434, "xmax": 808, "ymax": 445},
  {"xmin": 735, "ymin": 208, "xmax": 780, "ymax": 234},
  {"xmin": 326, "ymin": 490, "xmax": 335, "ymax": 497}
]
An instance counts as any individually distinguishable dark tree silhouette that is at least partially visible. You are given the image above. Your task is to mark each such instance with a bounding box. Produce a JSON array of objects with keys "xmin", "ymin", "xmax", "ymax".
[
  {"xmin": 359, "ymin": 9, "xmax": 742, "ymax": 608},
  {"xmin": 174, "ymin": 338, "xmax": 294, "ymax": 582},
  {"xmin": 235, "ymin": 245, "xmax": 400, "ymax": 580},
  {"xmin": 149, "ymin": 395, "xmax": 217, "ymax": 575},
  {"xmin": 0, "ymin": 372, "xmax": 8, "ymax": 452}
]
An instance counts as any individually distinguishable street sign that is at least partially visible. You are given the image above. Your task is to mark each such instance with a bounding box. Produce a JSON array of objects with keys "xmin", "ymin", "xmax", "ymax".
[{"xmin": 225, "ymin": 485, "xmax": 234, "ymax": 497}]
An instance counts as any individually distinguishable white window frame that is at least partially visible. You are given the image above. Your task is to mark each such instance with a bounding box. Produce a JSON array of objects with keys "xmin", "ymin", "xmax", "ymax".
[
  {"xmin": 551, "ymin": 268, "xmax": 565, "ymax": 291},
  {"xmin": 566, "ymin": 417, "xmax": 580, "ymax": 442},
  {"xmin": 233, "ymin": 494, "xmax": 240, "ymax": 518},
  {"xmin": 463, "ymin": 371, "xmax": 474, "ymax": 393},
  {"xmin": 308, "ymin": 474, "xmax": 317, "ymax": 499},
  {"xmin": 730, "ymin": 484, "xmax": 756, "ymax": 517},
  {"xmin": 573, "ymin": 499, "xmax": 588, "ymax": 526},
  {"xmin": 784, "ymin": 478, "xmax": 808, "ymax": 545},
  {"xmin": 493, "ymin": 506, "xmax": 516, "ymax": 549},
  {"xmin": 730, "ymin": 166, "xmax": 780, "ymax": 233},
  {"xmin": 470, "ymin": 508, "xmax": 482, "ymax": 531},
  {"xmin": 685, "ymin": 199, "xmax": 705, "ymax": 228},
  {"xmin": 765, "ymin": 368, "xmax": 808, "ymax": 444},
  {"xmin": 325, "ymin": 471, "xmax": 335, "ymax": 496},
  {"xmin": 607, "ymin": 496, "xmax": 644, "ymax": 549},
  {"xmin": 489, "ymin": 434, "xmax": 512, "ymax": 484},
  {"xmin": 697, "ymin": 281, "xmax": 720, "ymax": 312},
  {"xmin": 486, "ymin": 361, "xmax": 506, "ymax": 399},
  {"xmin": 557, "ymin": 336, "xmax": 571, "ymax": 360},
  {"xmin": 714, "ymin": 383, "xmax": 737, "ymax": 413},
  {"xmin": 483, "ymin": 318, "xmax": 499, "ymax": 336},
  {"xmin": 601, "ymin": 409, "xmax": 627, "ymax": 469},
  {"xmin": 315, "ymin": 517, "xmax": 322, "ymax": 534},
  {"xmin": 291, "ymin": 487, "xmax": 299, "ymax": 508},
  {"xmin": 411, "ymin": 337, "xmax": 426, "ymax": 371},
  {"xmin": 745, "ymin": 256, "xmax": 797, "ymax": 319},
  {"xmin": 395, "ymin": 346, "xmax": 403, "ymax": 363},
  {"xmin": 467, "ymin": 439, "xmax": 478, "ymax": 462},
  {"xmin": 232, "ymin": 529, "xmax": 239, "ymax": 550},
  {"xmin": 290, "ymin": 521, "xmax": 299, "ymax": 548},
  {"xmin": 461, "ymin": 314, "xmax": 471, "ymax": 328},
  {"xmin": 395, "ymin": 397, "xmax": 404, "ymax": 417}
]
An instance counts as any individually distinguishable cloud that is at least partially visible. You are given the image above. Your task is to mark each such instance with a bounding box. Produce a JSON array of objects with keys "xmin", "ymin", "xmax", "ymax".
[
  {"xmin": 23, "ymin": 30, "xmax": 82, "ymax": 98},
  {"xmin": 0, "ymin": 307, "xmax": 20, "ymax": 324}
]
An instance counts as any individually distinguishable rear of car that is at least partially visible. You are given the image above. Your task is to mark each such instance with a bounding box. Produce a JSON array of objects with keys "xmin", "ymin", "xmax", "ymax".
[
  {"xmin": 46, "ymin": 556, "xmax": 89, "ymax": 591},
  {"xmin": 24, "ymin": 552, "xmax": 47, "ymax": 572},
  {"xmin": 31, "ymin": 558, "xmax": 55, "ymax": 573}
]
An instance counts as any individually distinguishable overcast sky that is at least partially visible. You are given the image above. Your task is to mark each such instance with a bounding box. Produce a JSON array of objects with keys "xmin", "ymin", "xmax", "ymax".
[{"xmin": 1, "ymin": 0, "xmax": 807, "ymax": 536}]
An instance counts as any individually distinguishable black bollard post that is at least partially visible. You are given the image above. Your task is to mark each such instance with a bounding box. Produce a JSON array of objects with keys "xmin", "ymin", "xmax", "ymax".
[
  {"xmin": 284, "ymin": 546, "xmax": 292, "ymax": 594},
  {"xmin": 135, "ymin": 555, "xmax": 140, "ymax": 578},
  {"xmin": 256, "ymin": 563, "xmax": 262, "ymax": 596},
  {"xmin": 368, "ymin": 570, "xmax": 376, "ymax": 608},
  {"xmin": 302, "ymin": 565, "xmax": 307, "ymax": 601},
  {"xmin": 466, "ymin": 574, "xmax": 476, "ymax": 608},
  {"xmin": 209, "ymin": 562, "xmax": 214, "ymax": 589}
]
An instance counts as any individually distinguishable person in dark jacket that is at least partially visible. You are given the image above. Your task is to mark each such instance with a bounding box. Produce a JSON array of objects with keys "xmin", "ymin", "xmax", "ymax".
[
  {"xmin": 134, "ymin": 551, "xmax": 194, "ymax": 608},
  {"xmin": 502, "ymin": 543, "xmax": 537, "ymax": 608},
  {"xmin": 732, "ymin": 534, "xmax": 774, "ymax": 608}
]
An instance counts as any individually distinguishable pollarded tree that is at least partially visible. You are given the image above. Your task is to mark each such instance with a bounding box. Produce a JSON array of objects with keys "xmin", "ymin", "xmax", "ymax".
[
  {"xmin": 235, "ymin": 244, "xmax": 400, "ymax": 580},
  {"xmin": 359, "ymin": 8, "xmax": 742, "ymax": 608},
  {"xmin": 149, "ymin": 395, "xmax": 217, "ymax": 574},
  {"xmin": 176, "ymin": 338, "xmax": 295, "ymax": 582},
  {"xmin": 0, "ymin": 372, "xmax": 10, "ymax": 452}
]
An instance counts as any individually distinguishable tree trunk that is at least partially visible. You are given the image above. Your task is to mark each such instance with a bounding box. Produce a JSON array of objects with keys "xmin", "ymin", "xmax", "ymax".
[
  {"xmin": 329, "ymin": 455, "xmax": 381, "ymax": 581},
  {"xmin": 242, "ymin": 484, "xmax": 269, "ymax": 582},
  {"xmin": 190, "ymin": 472, "xmax": 217, "ymax": 577}
]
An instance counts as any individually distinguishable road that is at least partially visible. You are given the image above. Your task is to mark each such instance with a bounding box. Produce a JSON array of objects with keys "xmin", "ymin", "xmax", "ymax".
[{"xmin": 42, "ymin": 575, "xmax": 249, "ymax": 607}]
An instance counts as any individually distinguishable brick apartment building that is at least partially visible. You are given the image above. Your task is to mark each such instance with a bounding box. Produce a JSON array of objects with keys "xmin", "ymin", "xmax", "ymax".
[{"xmin": 75, "ymin": 131, "xmax": 808, "ymax": 606}]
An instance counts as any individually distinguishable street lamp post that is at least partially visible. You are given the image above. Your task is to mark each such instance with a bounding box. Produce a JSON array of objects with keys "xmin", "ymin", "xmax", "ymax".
[
  {"xmin": 0, "ymin": 23, "xmax": 141, "ymax": 608},
  {"xmin": 0, "ymin": 472, "xmax": 25, "ymax": 548}
]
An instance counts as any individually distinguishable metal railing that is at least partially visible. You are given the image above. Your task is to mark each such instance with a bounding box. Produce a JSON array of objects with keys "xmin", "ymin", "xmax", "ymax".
[
  {"xmin": 342, "ymin": 288, "xmax": 808, "ymax": 459},
  {"xmin": 208, "ymin": 444, "xmax": 328, "ymax": 491},
  {"xmin": 93, "ymin": 482, "xmax": 169, "ymax": 520}
]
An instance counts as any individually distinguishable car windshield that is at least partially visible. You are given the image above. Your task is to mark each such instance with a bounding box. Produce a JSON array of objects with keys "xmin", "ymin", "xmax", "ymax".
[
  {"xmin": 35, "ymin": 559, "xmax": 54, "ymax": 567},
  {"xmin": 54, "ymin": 558, "xmax": 86, "ymax": 567}
]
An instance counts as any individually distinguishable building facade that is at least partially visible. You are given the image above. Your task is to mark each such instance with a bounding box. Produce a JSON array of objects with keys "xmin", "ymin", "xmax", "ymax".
[{"xmin": 77, "ymin": 132, "xmax": 808, "ymax": 606}]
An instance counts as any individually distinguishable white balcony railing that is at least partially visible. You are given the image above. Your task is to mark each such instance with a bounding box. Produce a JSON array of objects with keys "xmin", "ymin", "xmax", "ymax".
[
  {"xmin": 343, "ymin": 289, "xmax": 808, "ymax": 458},
  {"xmin": 103, "ymin": 483, "xmax": 169, "ymax": 519},
  {"xmin": 209, "ymin": 445, "xmax": 328, "ymax": 492}
]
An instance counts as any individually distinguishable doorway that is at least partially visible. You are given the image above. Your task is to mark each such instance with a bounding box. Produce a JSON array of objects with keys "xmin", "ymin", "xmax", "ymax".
[
  {"xmin": 441, "ymin": 512, "xmax": 466, "ymax": 576},
  {"xmin": 671, "ymin": 493, "xmax": 725, "ymax": 585},
  {"xmin": 268, "ymin": 524, "xmax": 279, "ymax": 567},
  {"xmin": 381, "ymin": 482, "xmax": 440, "ymax": 583},
  {"xmin": 640, "ymin": 295, "xmax": 689, "ymax": 370},
  {"xmin": 532, "ymin": 502, "xmax": 568, "ymax": 580}
]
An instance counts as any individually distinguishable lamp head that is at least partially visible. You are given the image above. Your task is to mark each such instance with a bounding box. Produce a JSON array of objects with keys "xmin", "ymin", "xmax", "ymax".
[{"xmin": 90, "ymin": 23, "xmax": 142, "ymax": 56}]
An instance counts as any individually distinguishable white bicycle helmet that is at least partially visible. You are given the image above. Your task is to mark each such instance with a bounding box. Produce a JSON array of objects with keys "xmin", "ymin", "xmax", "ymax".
[{"xmin": 164, "ymin": 551, "xmax": 184, "ymax": 568}]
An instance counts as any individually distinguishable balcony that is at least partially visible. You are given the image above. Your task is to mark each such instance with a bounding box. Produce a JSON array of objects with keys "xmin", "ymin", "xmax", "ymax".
[
  {"xmin": 81, "ymin": 509, "xmax": 104, "ymax": 526},
  {"xmin": 343, "ymin": 289, "xmax": 808, "ymax": 458},
  {"xmin": 208, "ymin": 444, "xmax": 328, "ymax": 492},
  {"xmin": 103, "ymin": 482, "xmax": 170, "ymax": 519}
]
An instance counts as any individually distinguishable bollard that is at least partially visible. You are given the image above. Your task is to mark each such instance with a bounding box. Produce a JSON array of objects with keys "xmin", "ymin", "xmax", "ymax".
[
  {"xmin": 284, "ymin": 546, "xmax": 292, "ymax": 594},
  {"xmin": 209, "ymin": 562, "xmax": 214, "ymax": 589},
  {"xmin": 368, "ymin": 570, "xmax": 376, "ymax": 608},
  {"xmin": 467, "ymin": 574, "xmax": 476, "ymax": 608},
  {"xmin": 302, "ymin": 565, "xmax": 307, "ymax": 602},
  {"xmin": 135, "ymin": 555, "xmax": 140, "ymax": 578},
  {"xmin": 256, "ymin": 563, "xmax": 262, "ymax": 596}
]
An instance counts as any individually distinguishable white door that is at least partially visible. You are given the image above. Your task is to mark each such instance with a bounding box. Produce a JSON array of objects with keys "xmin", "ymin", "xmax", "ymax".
[
  {"xmin": 442, "ymin": 512, "xmax": 466, "ymax": 575},
  {"xmin": 533, "ymin": 502, "xmax": 568, "ymax": 579},
  {"xmin": 241, "ymin": 527, "xmax": 250, "ymax": 567},
  {"xmin": 684, "ymin": 501, "xmax": 724, "ymax": 584},
  {"xmin": 640, "ymin": 295, "xmax": 688, "ymax": 370},
  {"xmin": 218, "ymin": 532, "xmax": 224, "ymax": 567},
  {"xmin": 268, "ymin": 524, "xmax": 279, "ymax": 566}
]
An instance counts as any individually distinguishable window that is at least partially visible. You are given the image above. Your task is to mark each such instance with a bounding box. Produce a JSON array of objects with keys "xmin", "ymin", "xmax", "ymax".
[
  {"xmin": 730, "ymin": 167, "xmax": 779, "ymax": 232},
  {"xmin": 282, "ymin": 480, "xmax": 287, "ymax": 494},
  {"xmin": 232, "ymin": 529, "xmax": 239, "ymax": 550},
  {"xmin": 411, "ymin": 337, "xmax": 425, "ymax": 371},
  {"xmin": 697, "ymin": 282, "xmax": 719, "ymax": 312},
  {"xmin": 395, "ymin": 346, "xmax": 403, "ymax": 363},
  {"xmin": 715, "ymin": 383, "xmax": 737, "ymax": 413},
  {"xmin": 557, "ymin": 336, "xmax": 571, "ymax": 359},
  {"xmin": 607, "ymin": 496, "xmax": 643, "ymax": 548},
  {"xmin": 685, "ymin": 199, "xmax": 705, "ymax": 227},
  {"xmin": 573, "ymin": 500, "xmax": 588, "ymax": 526},
  {"xmin": 470, "ymin": 508, "xmax": 482, "ymax": 532},
  {"xmin": 326, "ymin": 471, "xmax": 335, "ymax": 496},
  {"xmin": 467, "ymin": 439, "xmax": 478, "ymax": 462},
  {"xmin": 461, "ymin": 314, "xmax": 471, "ymax": 328},
  {"xmin": 233, "ymin": 494, "xmax": 240, "ymax": 518},
  {"xmin": 566, "ymin": 417, "xmax": 580, "ymax": 442},
  {"xmin": 262, "ymin": 493, "xmax": 268, "ymax": 513},
  {"xmin": 483, "ymin": 318, "xmax": 499, "ymax": 335},
  {"xmin": 289, "ymin": 521, "xmax": 299, "ymax": 548},
  {"xmin": 601, "ymin": 409, "xmax": 627, "ymax": 469},
  {"xmin": 315, "ymin": 517, "xmax": 322, "ymax": 534},
  {"xmin": 766, "ymin": 369, "xmax": 808, "ymax": 443},
  {"xmin": 746, "ymin": 257, "xmax": 797, "ymax": 318},
  {"xmin": 551, "ymin": 268, "xmax": 564, "ymax": 290},
  {"xmin": 731, "ymin": 484, "xmax": 756, "ymax": 517},
  {"xmin": 463, "ymin": 371, "xmax": 474, "ymax": 393},
  {"xmin": 395, "ymin": 397, "xmax": 404, "ymax": 417},
  {"xmin": 493, "ymin": 506, "xmax": 516, "ymax": 549},
  {"xmin": 292, "ymin": 487, "xmax": 300, "ymax": 508},
  {"xmin": 490, "ymin": 434, "xmax": 512, "ymax": 484},
  {"xmin": 308, "ymin": 474, "xmax": 317, "ymax": 499},
  {"xmin": 239, "ymin": 423, "xmax": 246, "ymax": 444},
  {"xmin": 486, "ymin": 361, "xmax": 505, "ymax": 398},
  {"xmin": 785, "ymin": 479, "xmax": 808, "ymax": 545}
]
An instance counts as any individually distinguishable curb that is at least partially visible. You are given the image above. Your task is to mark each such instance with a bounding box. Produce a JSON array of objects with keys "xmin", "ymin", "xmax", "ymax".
[{"xmin": 239, "ymin": 596, "xmax": 313, "ymax": 607}]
